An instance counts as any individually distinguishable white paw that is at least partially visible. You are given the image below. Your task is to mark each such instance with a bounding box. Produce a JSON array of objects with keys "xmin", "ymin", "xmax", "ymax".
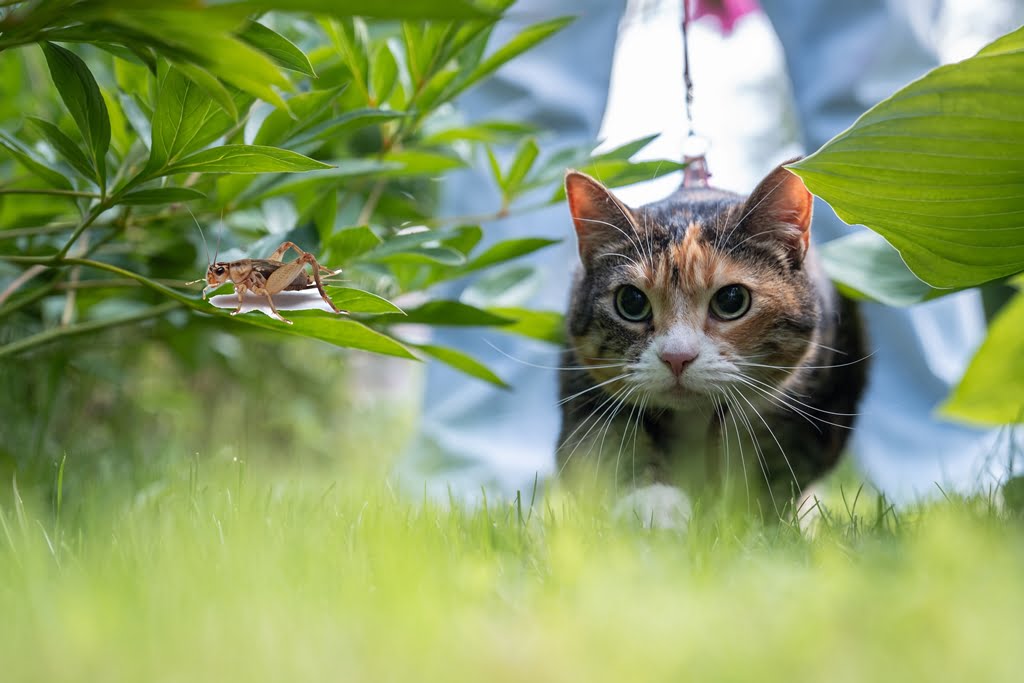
[{"xmin": 614, "ymin": 484, "xmax": 691, "ymax": 530}]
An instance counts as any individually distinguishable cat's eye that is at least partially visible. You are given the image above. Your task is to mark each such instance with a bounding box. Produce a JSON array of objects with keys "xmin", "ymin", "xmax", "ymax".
[
  {"xmin": 710, "ymin": 284, "xmax": 751, "ymax": 321},
  {"xmin": 614, "ymin": 285, "xmax": 652, "ymax": 322}
]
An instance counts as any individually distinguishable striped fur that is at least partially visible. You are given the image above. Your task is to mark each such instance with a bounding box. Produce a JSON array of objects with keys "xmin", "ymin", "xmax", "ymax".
[{"xmin": 557, "ymin": 163, "xmax": 868, "ymax": 517}]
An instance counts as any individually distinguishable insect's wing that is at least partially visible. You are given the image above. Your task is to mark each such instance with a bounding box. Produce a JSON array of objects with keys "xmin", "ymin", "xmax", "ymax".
[{"xmin": 264, "ymin": 260, "xmax": 307, "ymax": 292}]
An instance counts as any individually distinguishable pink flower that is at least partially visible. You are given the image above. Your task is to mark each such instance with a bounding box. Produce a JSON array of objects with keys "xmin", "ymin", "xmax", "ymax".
[{"xmin": 690, "ymin": 0, "xmax": 760, "ymax": 35}]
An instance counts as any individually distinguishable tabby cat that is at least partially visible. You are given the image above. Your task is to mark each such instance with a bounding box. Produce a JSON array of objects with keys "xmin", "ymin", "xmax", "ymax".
[{"xmin": 557, "ymin": 162, "xmax": 868, "ymax": 527}]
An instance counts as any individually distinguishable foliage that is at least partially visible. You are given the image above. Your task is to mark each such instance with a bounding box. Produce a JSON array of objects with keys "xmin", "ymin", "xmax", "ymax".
[
  {"xmin": 3, "ymin": 465, "xmax": 1024, "ymax": 682},
  {"xmin": 790, "ymin": 25, "xmax": 1024, "ymax": 426},
  {"xmin": 0, "ymin": 0, "xmax": 679, "ymax": 384}
]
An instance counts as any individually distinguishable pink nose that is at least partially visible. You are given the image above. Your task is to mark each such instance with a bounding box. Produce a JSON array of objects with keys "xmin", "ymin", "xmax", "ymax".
[{"xmin": 660, "ymin": 350, "xmax": 697, "ymax": 377}]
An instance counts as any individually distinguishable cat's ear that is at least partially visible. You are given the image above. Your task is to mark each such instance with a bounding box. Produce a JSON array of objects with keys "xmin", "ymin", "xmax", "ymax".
[
  {"xmin": 740, "ymin": 161, "xmax": 813, "ymax": 264},
  {"xmin": 565, "ymin": 170, "xmax": 637, "ymax": 263}
]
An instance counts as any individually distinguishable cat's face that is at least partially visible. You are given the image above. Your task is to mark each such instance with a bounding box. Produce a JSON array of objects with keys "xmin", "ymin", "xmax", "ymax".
[{"xmin": 564, "ymin": 163, "xmax": 823, "ymax": 410}]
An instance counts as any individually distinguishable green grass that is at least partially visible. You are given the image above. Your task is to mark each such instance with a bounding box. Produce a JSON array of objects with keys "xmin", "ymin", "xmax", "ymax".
[{"xmin": 3, "ymin": 461, "xmax": 1024, "ymax": 682}]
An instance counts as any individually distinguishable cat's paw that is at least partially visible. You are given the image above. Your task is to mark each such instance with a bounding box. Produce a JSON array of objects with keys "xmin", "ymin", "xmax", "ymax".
[{"xmin": 614, "ymin": 484, "xmax": 691, "ymax": 530}]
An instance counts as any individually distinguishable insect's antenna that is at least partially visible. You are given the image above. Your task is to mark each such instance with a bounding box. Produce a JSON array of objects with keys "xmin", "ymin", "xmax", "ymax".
[
  {"xmin": 186, "ymin": 204, "xmax": 210, "ymax": 267},
  {"xmin": 214, "ymin": 209, "xmax": 224, "ymax": 263}
]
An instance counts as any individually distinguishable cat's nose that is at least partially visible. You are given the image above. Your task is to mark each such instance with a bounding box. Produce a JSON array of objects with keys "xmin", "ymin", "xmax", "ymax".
[{"xmin": 660, "ymin": 350, "xmax": 698, "ymax": 377}]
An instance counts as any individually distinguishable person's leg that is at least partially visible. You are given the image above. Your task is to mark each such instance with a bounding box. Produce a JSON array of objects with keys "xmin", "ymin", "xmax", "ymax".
[
  {"xmin": 400, "ymin": 0, "xmax": 627, "ymax": 499},
  {"xmin": 759, "ymin": 0, "xmax": 1004, "ymax": 499}
]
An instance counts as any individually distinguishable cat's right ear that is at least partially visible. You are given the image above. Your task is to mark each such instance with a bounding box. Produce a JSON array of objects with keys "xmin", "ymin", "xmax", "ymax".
[{"xmin": 565, "ymin": 170, "xmax": 637, "ymax": 263}]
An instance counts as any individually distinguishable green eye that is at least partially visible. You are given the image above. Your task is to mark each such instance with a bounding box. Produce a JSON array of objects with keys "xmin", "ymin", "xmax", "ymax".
[
  {"xmin": 615, "ymin": 285, "xmax": 652, "ymax": 322},
  {"xmin": 710, "ymin": 284, "xmax": 751, "ymax": 321}
]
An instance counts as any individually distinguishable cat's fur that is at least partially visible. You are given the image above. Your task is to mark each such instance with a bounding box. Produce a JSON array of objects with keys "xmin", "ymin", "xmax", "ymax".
[{"xmin": 557, "ymin": 162, "xmax": 868, "ymax": 526}]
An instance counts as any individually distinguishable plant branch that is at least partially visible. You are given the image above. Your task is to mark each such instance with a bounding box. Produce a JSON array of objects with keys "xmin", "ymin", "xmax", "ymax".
[
  {"xmin": 0, "ymin": 301, "xmax": 181, "ymax": 360},
  {"xmin": 0, "ymin": 263, "xmax": 46, "ymax": 307},
  {"xmin": 61, "ymin": 257, "xmax": 198, "ymax": 306},
  {"xmin": 0, "ymin": 220, "xmax": 78, "ymax": 240},
  {"xmin": 0, "ymin": 188, "xmax": 101, "ymax": 199}
]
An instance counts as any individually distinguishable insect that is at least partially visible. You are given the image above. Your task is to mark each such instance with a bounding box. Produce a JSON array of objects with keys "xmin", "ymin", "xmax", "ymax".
[{"xmin": 200, "ymin": 241, "xmax": 345, "ymax": 325}]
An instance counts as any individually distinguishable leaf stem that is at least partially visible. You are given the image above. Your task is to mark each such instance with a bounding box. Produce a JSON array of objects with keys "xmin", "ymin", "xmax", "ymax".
[
  {"xmin": 0, "ymin": 301, "xmax": 180, "ymax": 359},
  {"xmin": 60, "ymin": 257, "xmax": 198, "ymax": 305},
  {"xmin": 0, "ymin": 188, "xmax": 101, "ymax": 199}
]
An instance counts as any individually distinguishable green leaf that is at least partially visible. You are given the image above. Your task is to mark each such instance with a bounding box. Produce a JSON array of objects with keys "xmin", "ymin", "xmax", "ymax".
[
  {"xmin": 118, "ymin": 187, "xmax": 207, "ymax": 206},
  {"xmin": 461, "ymin": 265, "xmax": 539, "ymax": 308},
  {"xmin": 399, "ymin": 301, "xmax": 513, "ymax": 326},
  {"xmin": 254, "ymin": 87, "xmax": 342, "ymax": 147},
  {"xmin": 412, "ymin": 343, "xmax": 509, "ymax": 388},
  {"xmin": 503, "ymin": 137, "xmax": 539, "ymax": 194},
  {"xmin": 378, "ymin": 149, "xmax": 465, "ymax": 177},
  {"xmin": 370, "ymin": 41, "xmax": 399, "ymax": 105},
  {"xmin": 323, "ymin": 225, "xmax": 382, "ymax": 263},
  {"xmin": 148, "ymin": 63, "xmax": 241, "ymax": 171},
  {"xmin": 487, "ymin": 307, "xmax": 564, "ymax": 344},
  {"xmin": 789, "ymin": 26, "xmax": 1024, "ymax": 289},
  {"xmin": 455, "ymin": 17, "xmax": 573, "ymax": 97},
  {"xmin": 420, "ymin": 120, "xmax": 536, "ymax": 145},
  {"xmin": 227, "ymin": 309, "xmax": 416, "ymax": 359},
  {"xmin": 941, "ymin": 291, "xmax": 1024, "ymax": 424},
  {"xmin": 459, "ymin": 238, "xmax": 559, "ymax": 275},
  {"xmin": 253, "ymin": 158, "xmax": 399, "ymax": 200},
  {"xmin": 371, "ymin": 246, "xmax": 467, "ymax": 266},
  {"xmin": 163, "ymin": 145, "xmax": 332, "ymax": 175},
  {"xmin": 325, "ymin": 287, "xmax": 403, "ymax": 314},
  {"xmin": 218, "ymin": 0, "xmax": 496, "ymax": 20},
  {"xmin": 0, "ymin": 131, "xmax": 74, "ymax": 191},
  {"xmin": 173, "ymin": 62, "xmax": 240, "ymax": 121},
  {"xmin": 820, "ymin": 231, "xmax": 954, "ymax": 307},
  {"xmin": 549, "ymin": 159, "xmax": 686, "ymax": 202},
  {"xmin": 41, "ymin": 42, "xmax": 111, "ymax": 184},
  {"xmin": 239, "ymin": 20, "xmax": 316, "ymax": 77},
  {"xmin": 594, "ymin": 134, "xmax": 661, "ymax": 161},
  {"xmin": 290, "ymin": 109, "xmax": 405, "ymax": 147},
  {"xmin": 25, "ymin": 117, "xmax": 96, "ymax": 184}
]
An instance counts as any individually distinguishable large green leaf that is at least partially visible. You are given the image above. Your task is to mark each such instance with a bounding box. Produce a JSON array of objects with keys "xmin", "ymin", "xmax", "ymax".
[
  {"xmin": 228, "ymin": 309, "xmax": 416, "ymax": 359},
  {"xmin": 819, "ymin": 231, "xmax": 953, "ymax": 306},
  {"xmin": 148, "ymin": 63, "xmax": 239, "ymax": 171},
  {"xmin": 41, "ymin": 42, "xmax": 110, "ymax": 184},
  {"xmin": 118, "ymin": 187, "xmax": 207, "ymax": 205},
  {"xmin": 411, "ymin": 343, "xmax": 509, "ymax": 388},
  {"xmin": 789, "ymin": 26, "xmax": 1024, "ymax": 289},
  {"xmin": 163, "ymin": 145, "xmax": 332, "ymax": 175},
  {"xmin": 239, "ymin": 20, "xmax": 315, "ymax": 77},
  {"xmin": 941, "ymin": 290, "xmax": 1024, "ymax": 424},
  {"xmin": 325, "ymin": 287, "xmax": 404, "ymax": 314},
  {"xmin": 457, "ymin": 237, "xmax": 559, "ymax": 275}
]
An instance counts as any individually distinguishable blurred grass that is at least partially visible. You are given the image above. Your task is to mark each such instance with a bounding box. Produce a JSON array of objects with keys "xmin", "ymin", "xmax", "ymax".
[{"xmin": 2, "ymin": 458, "xmax": 1024, "ymax": 682}]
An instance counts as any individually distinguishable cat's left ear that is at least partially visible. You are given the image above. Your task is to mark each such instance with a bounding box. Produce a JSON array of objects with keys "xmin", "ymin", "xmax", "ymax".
[{"xmin": 740, "ymin": 161, "xmax": 813, "ymax": 264}]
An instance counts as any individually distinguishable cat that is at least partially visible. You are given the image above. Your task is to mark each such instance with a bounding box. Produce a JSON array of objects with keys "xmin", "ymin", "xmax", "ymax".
[{"xmin": 556, "ymin": 161, "xmax": 868, "ymax": 528}]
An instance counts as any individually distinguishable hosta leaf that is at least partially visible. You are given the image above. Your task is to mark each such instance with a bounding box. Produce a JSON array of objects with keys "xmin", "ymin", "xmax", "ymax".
[
  {"xmin": 239, "ymin": 20, "xmax": 315, "ymax": 77},
  {"xmin": 163, "ymin": 145, "xmax": 332, "ymax": 175},
  {"xmin": 941, "ymin": 290, "xmax": 1024, "ymax": 424},
  {"xmin": 819, "ymin": 231, "xmax": 953, "ymax": 306},
  {"xmin": 789, "ymin": 26, "xmax": 1024, "ymax": 289},
  {"xmin": 41, "ymin": 43, "xmax": 110, "ymax": 184},
  {"xmin": 411, "ymin": 343, "xmax": 509, "ymax": 388}
]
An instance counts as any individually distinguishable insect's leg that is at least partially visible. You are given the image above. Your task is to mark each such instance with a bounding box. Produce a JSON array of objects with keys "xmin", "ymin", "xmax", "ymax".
[
  {"xmin": 231, "ymin": 284, "xmax": 246, "ymax": 315},
  {"xmin": 267, "ymin": 241, "xmax": 304, "ymax": 263},
  {"xmin": 264, "ymin": 290, "xmax": 292, "ymax": 324},
  {"xmin": 302, "ymin": 253, "xmax": 345, "ymax": 315}
]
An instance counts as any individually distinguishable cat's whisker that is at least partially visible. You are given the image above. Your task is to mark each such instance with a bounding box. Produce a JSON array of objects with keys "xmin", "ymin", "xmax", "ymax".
[
  {"xmin": 735, "ymin": 351, "xmax": 874, "ymax": 372},
  {"xmin": 484, "ymin": 340, "xmax": 628, "ymax": 372},
  {"xmin": 572, "ymin": 216, "xmax": 649, "ymax": 271},
  {"xmin": 614, "ymin": 389, "xmax": 646, "ymax": 488},
  {"xmin": 726, "ymin": 385, "xmax": 781, "ymax": 515},
  {"xmin": 730, "ymin": 385, "xmax": 803, "ymax": 503},
  {"xmin": 594, "ymin": 384, "xmax": 640, "ymax": 477},
  {"xmin": 557, "ymin": 372, "xmax": 633, "ymax": 406},
  {"xmin": 737, "ymin": 373, "xmax": 860, "ymax": 418},
  {"xmin": 733, "ymin": 378, "xmax": 826, "ymax": 434},
  {"xmin": 722, "ymin": 389, "xmax": 752, "ymax": 508},
  {"xmin": 596, "ymin": 251, "xmax": 644, "ymax": 271},
  {"xmin": 558, "ymin": 384, "xmax": 634, "ymax": 477}
]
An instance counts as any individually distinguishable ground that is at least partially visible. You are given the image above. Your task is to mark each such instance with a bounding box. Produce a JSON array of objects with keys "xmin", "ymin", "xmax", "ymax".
[{"xmin": 2, "ymin": 460, "xmax": 1023, "ymax": 683}]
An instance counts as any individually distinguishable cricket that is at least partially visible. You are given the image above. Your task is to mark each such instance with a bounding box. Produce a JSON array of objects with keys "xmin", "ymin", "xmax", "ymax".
[{"xmin": 192, "ymin": 239, "xmax": 346, "ymax": 325}]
